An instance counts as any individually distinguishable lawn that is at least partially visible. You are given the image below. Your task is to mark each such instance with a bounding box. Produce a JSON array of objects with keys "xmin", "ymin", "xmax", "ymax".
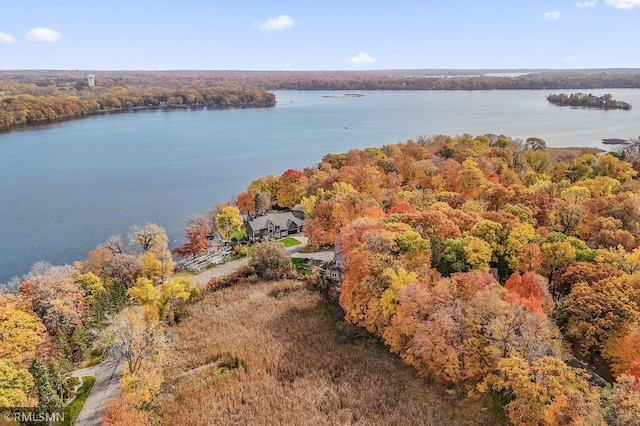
[
  {"xmin": 153, "ymin": 281, "xmax": 499, "ymax": 425},
  {"xmin": 60, "ymin": 376, "xmax": 96, "ymax": 426},
  {"xmin": 291, "ymin": 257, "xmax": 310, "ymax": 276},
  {"xmin": 230, "ymin": 228, "xmax": 246, "ymax": 242},
  {"xmin": 278, "ymin": 237, "xmax": 301, "ymax": 247}
]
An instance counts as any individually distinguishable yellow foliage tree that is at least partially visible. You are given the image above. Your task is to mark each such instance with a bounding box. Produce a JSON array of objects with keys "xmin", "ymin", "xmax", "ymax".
[
  {"xmin": 106, "ymin": 309, "xmax": 166, "ymax": 408},
  {"xmin": 127, "ymin": 278, "xmax": 158, "ymax": 306},
  {"xmin": 505, "ymin": 222, "xmax": 536, "ymax": 269},
  {"xmin": 74, "ymin": 272, "xmax": 105, "ymax": 306},
  {"xmin": 380, "ymin": 267, "xmax": 418, "ymax": 318},
  {"xmin": 0, "ymin": 299, "xmax": 45, "ymax": 366},
  {"xmin": 481, "ymin": 356, "xmax": 604, "ymax": 426},
  {"xmin": 127, "ymin": 277, "xmax": 199, "ymax": 324},
  {"xmin": 215, "ymin": 205, "xmax": 244, "ymax": 240},
  {"xmin": 157, "ymin": 277, "xmax": 200, "ymax": 324},
  {"xmin": 0, "ymin": 360, "xmax": 35, "ymax": 409},
  {"xmin": 463, "ymin": 236, "xmax": 493, "ymax": 273}
]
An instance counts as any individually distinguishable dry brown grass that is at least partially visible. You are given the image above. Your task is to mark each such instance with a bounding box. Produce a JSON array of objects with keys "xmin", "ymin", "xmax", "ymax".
[{"xmin": 153, "ymin": 280, "xmax": 499, "ymax": 426}]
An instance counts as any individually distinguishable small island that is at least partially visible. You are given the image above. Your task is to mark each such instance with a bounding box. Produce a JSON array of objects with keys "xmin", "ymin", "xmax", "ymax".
[
  {"xmin": 546, "ymin": 92, "xmax": 631, "ymax": 110},
  {"xmin": 602, "ymin": 138, "xmax": 630, "ymax": 145},
  {"xmin": 321, "ymin": 93, "xmax": 365, "ymax": 98}
]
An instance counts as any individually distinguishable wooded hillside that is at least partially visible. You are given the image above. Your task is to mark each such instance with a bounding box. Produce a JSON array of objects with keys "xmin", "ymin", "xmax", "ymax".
[{"xmin": 235, "ymin": 134, "xmax": 640, "ymax": 425}]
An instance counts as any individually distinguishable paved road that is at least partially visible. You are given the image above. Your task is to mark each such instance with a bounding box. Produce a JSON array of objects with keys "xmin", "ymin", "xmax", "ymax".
[{"xmin": 70, "ymin": 359, "xmax": 123, "ymax": 426}]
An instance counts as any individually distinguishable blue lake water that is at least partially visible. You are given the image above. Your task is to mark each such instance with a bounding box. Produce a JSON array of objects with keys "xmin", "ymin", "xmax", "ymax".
[{"xmin": 1, "ymin": 89, "xmax": 640, "ymax": 282}]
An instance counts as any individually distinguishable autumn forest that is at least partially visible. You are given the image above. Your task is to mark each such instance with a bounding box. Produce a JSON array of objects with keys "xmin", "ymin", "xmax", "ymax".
[{"xmin": 227, "ymin": 135, "xmax": 640, "ymax": 425}]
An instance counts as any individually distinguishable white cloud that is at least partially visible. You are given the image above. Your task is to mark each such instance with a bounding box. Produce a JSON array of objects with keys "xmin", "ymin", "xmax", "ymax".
[
  {"xmin": 25, "ymin": 27, "xmax": 63, "ymax": 42},
  {"xmin": 347, "ymin": 51, "xmax": 375, "ymax": 66},
  {"xmin": 0, "ymin": 32, "xmax": 15, "ymax": 44},
  {"xmin": 605, "ymin": 0, "xmax": 640, "ymax": 8},
  {"xmin": 576, "ymin": 0, "xmax": 598, "ymax": 7},
  {"xmin": 543, "ymin": 11, "xmax": 561, "ymax": 20},
  {"xmin": 254, "ymin": 15, "xmax": 294, "ymax": 31}
]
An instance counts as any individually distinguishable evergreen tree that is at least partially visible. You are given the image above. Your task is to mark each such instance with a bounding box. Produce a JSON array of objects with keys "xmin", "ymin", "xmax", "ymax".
[{"xmin": 29, "ymin": 359, "xmax": 63, "ymax": 408}]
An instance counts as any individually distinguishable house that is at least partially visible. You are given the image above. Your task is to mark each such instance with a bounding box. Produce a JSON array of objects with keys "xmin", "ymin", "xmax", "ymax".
[
  {"xmin": 291, "ymin": 204, "xmax": 304, "ymax": 220},
  {"xmin": 245, "ymin": 211, "xmax": 304, "ymax": 242}
]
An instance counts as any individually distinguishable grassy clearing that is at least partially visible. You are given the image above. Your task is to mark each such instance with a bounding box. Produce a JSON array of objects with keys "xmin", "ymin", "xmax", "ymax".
[
  {"xmin": 59, "ymin": 376, "xmax": 95, "ymax": 426},
  {"xmin": 279, "ymin": 237, "xmax": 301, "ymax": 247},
  {"xmin": 153, "ymin": 281, "xmax": 498, "ymax": 425}
]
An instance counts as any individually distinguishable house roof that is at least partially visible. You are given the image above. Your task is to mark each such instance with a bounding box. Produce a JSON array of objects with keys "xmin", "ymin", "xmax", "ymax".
[{"xmin": 247, "ymin": 211, "xmax": 304, "ymax": 232}]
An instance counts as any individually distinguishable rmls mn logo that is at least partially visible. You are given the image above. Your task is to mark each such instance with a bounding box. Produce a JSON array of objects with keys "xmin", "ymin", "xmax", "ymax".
[{"xmin": 3, "ymin": 409, "xmax": 65, "ymax": 424}]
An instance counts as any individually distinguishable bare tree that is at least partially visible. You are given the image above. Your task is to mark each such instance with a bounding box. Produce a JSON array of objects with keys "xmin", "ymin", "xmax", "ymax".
[
  {"xmin": 128, "ymin": 223, "xmax": 169, "ymax": 254},
  {"xmin": 100, "ymin": 234, "xmax": 124, "ymax": 255}
]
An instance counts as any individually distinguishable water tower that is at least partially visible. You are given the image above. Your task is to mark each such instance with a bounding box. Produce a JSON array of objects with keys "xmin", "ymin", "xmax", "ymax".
[{"xmin": 86, "ymin": 74, "xmax": 95, "ymax": 87}]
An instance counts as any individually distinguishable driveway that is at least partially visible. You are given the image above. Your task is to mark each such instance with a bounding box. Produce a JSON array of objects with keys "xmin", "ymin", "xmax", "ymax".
[
  {"xmin": 290, "ymin": 251, "xmax": 334, "ymax": 262},
  {"xmin": 193, "ymin": 236, "xmax": 327, "ymax": 284},
  {"xmin": 70, "ymin": 359, "xmax": 123, "ymax": 426},
  {"xmin": 193, "ymin": 258, "xmax": 250, "ymax": 285}
]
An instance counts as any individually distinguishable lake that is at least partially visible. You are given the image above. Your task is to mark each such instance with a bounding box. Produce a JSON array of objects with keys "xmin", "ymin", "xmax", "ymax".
[{"xmin": 1, "ymin": 89, "xmax": 640, "ymax": 282}]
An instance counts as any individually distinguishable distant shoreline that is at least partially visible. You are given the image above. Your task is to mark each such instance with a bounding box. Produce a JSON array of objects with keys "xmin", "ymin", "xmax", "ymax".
[{"xmin": 0, "ymin": 103, "xmax": 274, "ymax": 134}]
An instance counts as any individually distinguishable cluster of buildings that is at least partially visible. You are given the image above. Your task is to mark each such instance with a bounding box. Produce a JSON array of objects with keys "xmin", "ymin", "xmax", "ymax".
[{"xmin": 243, "ymin": 205, "xmax": 345, "ymax": 283}]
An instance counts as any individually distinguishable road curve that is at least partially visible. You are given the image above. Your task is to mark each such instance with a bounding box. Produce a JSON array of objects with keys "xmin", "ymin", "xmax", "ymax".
[{"xmin": 70, "ymin": 359, "xmax": 123, "ymax": 426}]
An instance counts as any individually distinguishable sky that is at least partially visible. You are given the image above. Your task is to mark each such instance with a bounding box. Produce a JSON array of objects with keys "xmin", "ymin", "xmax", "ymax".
[{"xmin": 0, "ymin": 0, "xmax": 639, "ymax": 70}]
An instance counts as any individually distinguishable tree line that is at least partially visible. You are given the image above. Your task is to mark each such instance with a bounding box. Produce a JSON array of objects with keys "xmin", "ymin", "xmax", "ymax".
[
  {"xmin": 0, "ymin": 80, "xmax": 275, "ymax": 130},
  {"xmin": 3, "ymin": 69, "xmax": 640, "ymax": 131}
]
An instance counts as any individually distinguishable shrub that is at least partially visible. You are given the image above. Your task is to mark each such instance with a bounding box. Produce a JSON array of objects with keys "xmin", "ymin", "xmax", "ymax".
[{"xmin": 248, "ymin": 241, "xmax": 295, "ymax": 280}]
